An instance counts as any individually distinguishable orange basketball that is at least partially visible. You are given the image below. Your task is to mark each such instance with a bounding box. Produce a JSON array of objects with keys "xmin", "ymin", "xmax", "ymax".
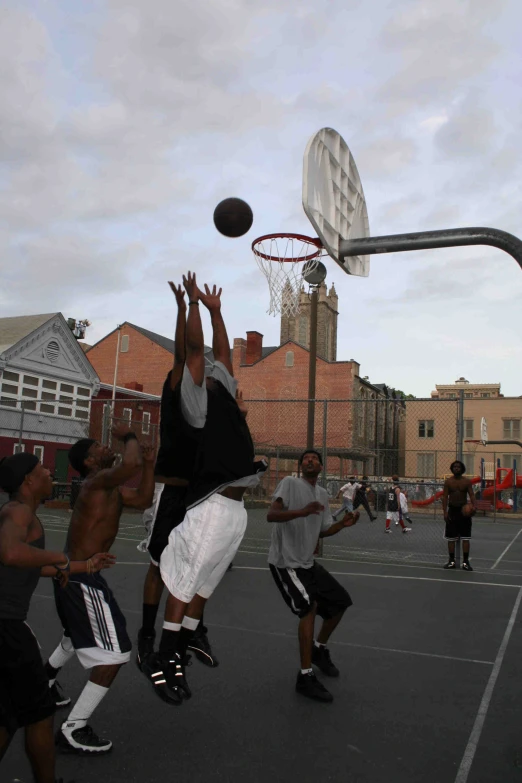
[{"xmin": 462, "ymin": 503, "xmax": 475, "ymax": 517}]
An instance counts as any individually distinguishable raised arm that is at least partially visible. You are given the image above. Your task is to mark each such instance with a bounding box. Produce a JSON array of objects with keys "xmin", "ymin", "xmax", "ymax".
[
  {"xmin": 119, "ymin": 445, "xmax": 156, "ymax": 510},
  {"xmin": 198, "ymin": 283, "xmax": 233, "ymax": 375},
  {"xmin": 90, "ymin": 425, "xmax": 142, "ymax": 490},
  {"xmin": 183, "ymin": 271, "xmax": 205, "ymax": 387},
  {"xmin": 168, "ymin": 281, "xmax": 187, "ymax": 390},
  {"xmin": 267, "ymin": 497, "xmax": 324, "ymax": 523},
  {"xmin": 0, "ymin": 505, "xmax": 68, "ymax": 570}
]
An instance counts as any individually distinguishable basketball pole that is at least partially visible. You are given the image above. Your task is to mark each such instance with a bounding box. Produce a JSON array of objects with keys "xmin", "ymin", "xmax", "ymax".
[{"xmin": 306, "ymin": 285, "xmax": 319, "ymax": 449}]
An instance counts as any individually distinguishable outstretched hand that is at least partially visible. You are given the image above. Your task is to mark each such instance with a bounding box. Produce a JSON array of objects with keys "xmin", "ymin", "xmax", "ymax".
[
  {"xmin": 111, "ymin": 422, "xmax": 134, "ymax": 441},
  {"xmin": 90, "ymin": 553, "xmax": 117, "ymax": 572},
  {"xmin": 183, "ymin": 271, "xmax": 199, "ymax": 302},
  {"xmin": 198, "ymin": 284, "xmax": 222, "ymax": 312},
  {"xmin": 341, "ymin": 511, "xmax": 360, "ymax": 527},
  {"xmin": 141, "ymin": 444, "xmax": 156, "ymax": 463},
  {"xmin": 168, "ymin": 281, "xmax": 187, "ymax": 310}
]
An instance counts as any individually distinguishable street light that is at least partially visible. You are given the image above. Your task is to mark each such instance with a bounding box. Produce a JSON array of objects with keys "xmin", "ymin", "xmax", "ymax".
[{"xmin": 303, "ymin": 260, "xmax": 327, "ymax": 449}]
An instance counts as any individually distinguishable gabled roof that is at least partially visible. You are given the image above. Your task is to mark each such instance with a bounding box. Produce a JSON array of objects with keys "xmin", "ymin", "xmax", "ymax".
[
  {"xmin": 88, "ymin": 321, "xmax": 212, "ymax": 356},
  {"xmin": 0, "ymin": 313, "xmax": 58, "ymax": 355}
]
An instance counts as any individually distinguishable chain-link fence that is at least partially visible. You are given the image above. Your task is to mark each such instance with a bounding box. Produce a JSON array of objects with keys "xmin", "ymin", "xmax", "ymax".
[{"xmin": 1, "ymin": 393, "xmax": 520, "ymax": 565}]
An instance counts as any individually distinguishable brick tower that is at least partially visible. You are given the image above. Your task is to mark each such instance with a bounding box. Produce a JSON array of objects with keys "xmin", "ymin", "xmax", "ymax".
[{"xmin": 279, "ymin": 282, "xmax": 338, "ymax": 361}]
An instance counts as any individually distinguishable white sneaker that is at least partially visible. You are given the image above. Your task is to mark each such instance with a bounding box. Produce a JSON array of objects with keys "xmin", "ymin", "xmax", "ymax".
[
  {"xmin": 395, "ymin": 521, "xmax": 399, "ymax": 526},
  {"xmin": 384, "ymin": 529, "xmax": 391, "ymax": 534},
  {"xmin": 402, "ymin": 527, "xmax": 412, "ymax": 534}
]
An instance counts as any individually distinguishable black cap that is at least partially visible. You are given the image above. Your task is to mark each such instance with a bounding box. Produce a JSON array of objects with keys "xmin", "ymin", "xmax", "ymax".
[{"xmin": 0, "ymin": 453, "xmax": 39, "ymax": 493}]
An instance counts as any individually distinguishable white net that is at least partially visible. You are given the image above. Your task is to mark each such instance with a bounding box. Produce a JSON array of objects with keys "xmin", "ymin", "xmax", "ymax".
[{"xmin": 253, "ymin": 234, "xmax": 322, "ymax": 317}]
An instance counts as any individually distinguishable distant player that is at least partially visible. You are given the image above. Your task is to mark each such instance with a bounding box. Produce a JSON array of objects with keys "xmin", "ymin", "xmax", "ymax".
[
  {"xmin": 385, "ymin": 476, "xmax": 411, "ymax": 534},
  {"xmin": 398, "ymin": 489, "xmax": 413, "ymax": 526},
  {"xmin": 353, "ymin": 476, "xmax": 377, "ymax": 521},
  {"xmin": 335, "ymin": 476, "xmax": 360, "ymax": 519},
  {"xmin": 267, "ymin": 450, "xmax": 358, "ymax": 703},
  {"xmin": 442, "ymin": 461, "xmax": 476, "ymax": 571}
]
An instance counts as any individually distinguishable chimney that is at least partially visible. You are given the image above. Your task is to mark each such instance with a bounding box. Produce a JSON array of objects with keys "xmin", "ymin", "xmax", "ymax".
[
  {"xmin": 246, "ymin": 331, "xmax": 263, "ymax": 365},
  {"xmin": 233, "ymin": 338, "xmax": 246, "ymax": 369},
  {"xmin": 125, "ymin": 381, "xmax": 143, "ymax": 392}
]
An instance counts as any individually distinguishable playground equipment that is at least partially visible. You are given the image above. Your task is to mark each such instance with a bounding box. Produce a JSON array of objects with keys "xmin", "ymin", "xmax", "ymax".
[{"xmin": 411, "ymin": 468, "xmax": 521, "ymax": 511}]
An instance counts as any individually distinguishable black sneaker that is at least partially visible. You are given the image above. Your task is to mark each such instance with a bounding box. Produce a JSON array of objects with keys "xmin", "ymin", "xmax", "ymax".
[
  {"xmin": 136, "ymin": 629, "xmax": 156, "ymax": 671},
  {"xmin": 444, "ymin": 560, "xmax": 456, "ymax": 569},
  {"xmin": 56, "ymin": 722, "xmax": 112, "ymax": 755},
  {"xmin": 164, "ymin": 653, "xmax": 192, "ymax": 700},
  {"xmin": 462, "ymin": 562, "xmax": 473, "ymax": 571},
  {"xmin": 311, "ymin": 645, "xmax": 340, "ymax": 677},
  {"xmin": 370, "ymin": 515, "xmax": 378, "ymax": 521},
  {"xmin": 50, "ymin": 681, "xmax": 71, "ymax": 708},
  {"xmin": 140, "ymin": 651, "xmax": 183, "ymax": 705},
  {"xmin": 227, "ymin": 561, "xmax": 233, "ymax": 571},
  {"xmin": 188, "ymin": 626, "xmax": 219, "ymax": 668},
  {"xmin": 295, "ymin": 671, "xmax": 333, "ymax": 703}
]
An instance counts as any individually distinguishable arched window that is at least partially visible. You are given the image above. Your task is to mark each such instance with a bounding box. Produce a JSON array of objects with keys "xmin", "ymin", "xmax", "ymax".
[{"xmin": 285, "ymin": 351, "xmax": 294, "ymax": 367}]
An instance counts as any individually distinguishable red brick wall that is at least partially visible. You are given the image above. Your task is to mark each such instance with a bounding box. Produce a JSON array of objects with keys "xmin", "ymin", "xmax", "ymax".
[
  {"xmin": 0, "ymin": 437, "xmax": 76, "ymax": 482},
  {"xmin": 89, "ymin": 387, "xmax": 161, "ymax": 447},
  {"xmin": 87, "ymin": 324, "xmax": 173, "ymax": 396}
]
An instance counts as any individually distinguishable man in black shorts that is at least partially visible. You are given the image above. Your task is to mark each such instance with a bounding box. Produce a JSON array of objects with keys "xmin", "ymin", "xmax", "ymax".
[
  {"xmin": 0, "ymin": 452, "xmax": 113, "ymax": 782},
  {"xmin": 353, "ymin": 476, "xmax": 377, "ymax": 521},
  {"xmin": 136, "ymin": 282, "xmax": 218, "ymax": 669},
  {"xmin": 442, "ymin": 460, "xmax": 476, "ymax": 571},
  {"xmin": 267, "ymin": 450, "xmax": 358, "ymax": 703}
]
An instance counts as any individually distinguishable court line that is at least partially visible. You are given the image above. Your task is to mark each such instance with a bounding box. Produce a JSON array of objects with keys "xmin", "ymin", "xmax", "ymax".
[
  {"xmin": 231, "ymin": 565, "xmax": 522, "ymax": 589},
  {"xmin": 30, "ymin": 593, "xmax": 493, "ymax": 667},
  {"xmin": 490, "ymin": 528, "xmax": 522, "ymax": 570},
  {"xmin": 454, "ymin": 587, "xmax": 522, "ymax": 783}
]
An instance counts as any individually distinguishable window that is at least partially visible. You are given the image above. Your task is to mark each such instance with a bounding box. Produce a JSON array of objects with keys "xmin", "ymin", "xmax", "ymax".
[
  {"xmin": 33, "ymin": 445, "xmax": 44, "ymax": 461},
  {"xmin": 45, "ymin": 341, "xmax": 60, "ymax": 362},
  {"xmin": 418, "ymin": 420, "xmax": 434, "ymax": 438},
  {"xmin": 464, "ymin": 393, "xmax": 473, "ymax": 398},
  {"xmin": 463, "ymin": 454, "xmax": 475, "ymax": 477},
  {"xmin": 121, "ymin": 335, "xmax": 129, "ymax": 353},
  {"xmin": 22, "ymin": 387, "xmax": 38, "ymax": 398},
  {"xmin": 481, "ymin": 393, "xmax": 490, "ymax": 398},
  {"xmin": 502, "ymin": 454, "xmax": 518, "ymax": 469},
  {"xmin": 60, "ymin": 383, "xmax": 74, "ymax": 394},
  {"xmin": 76, "ymin": 410, "xmax": 89, "ymax": 420},
  {"xmin": 123, "ymin": 408, "xmax": 132, "ymax": 424},
  {"xmin": 13, "ymin": 443, "xmax": 25, "ymax": 454},
  {"xmin": 448, "ymin": 393, "xmax": 456, "ymax": 398},
  {"xmin": 3, "ymin": 371, "xmax": 19, "ymax": 382},
  {"xmin": 464, "ymin": 419, "xmax": 474, "ymax": 439},
  {"xmin": 1, "ymin": 398, "xmax": 17, "ymax": 407},
  {"xmin": 58, "ymin": 407, "xmax": 72, "ymax": 417},
  {"xmin": 76, "ymin": 398, "xmax": 89, "ymax": 408},
  {"xmin": 23, "ymin": 401, "xmax": 37, "ymax": 411},
  {"xmin": 417, "ymin": 453, "xmax": 435, "ymax": 478},
  {"xmin": 42, "ymin": 379, "xmax": 57, "ymax": 390},
  {"xmin": 23, "ymin": 375, "xmax": 38, "ymax": 386},
  {"xmin": 142, "ymin": 411, "xmax": 151, "ymax": 435},
  {"xmin": 40, "ymin": 403, "xmax": 55, "ymax": 414},
  {"xmin": 77, "ymin": 387, "xmax": 90, "ymax": 397},
  {"xmin": 42, "ymin": 391, "xmax": 55, "ymax": 401},
  {"xmin": 503, "ymin": 420, "xmax": 520, "ymax": 439},
  {"xmin": 1, "ymin": 383, "xmax": 17, "ymax": 395},
  {"xmin": 285, "ymin": 351, "xmax": 294, "ymax": 367}
]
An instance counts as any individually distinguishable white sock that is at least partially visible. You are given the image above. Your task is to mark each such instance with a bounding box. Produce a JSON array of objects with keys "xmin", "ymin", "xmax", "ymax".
[
  {"xmin": 65, "ymin": 682, "xmax": 109, "ymax": 729},
  {"xmin": 181, "ymin": 616, "xmax": 200, "ymax": 631},
  {"xmin": 314, "ymin": 641, "xmax": 325, "ymax": 649},
  {"xmin": 301, "ymin": 668, "xmax": 313, "ymax": 675},
  {"xmin": 48, "ymin": 635, "xmax": 75, "ymax": 686},
  {"xmin": 163, "ymin": 621, "xmax": 182, "ymax": 632}
]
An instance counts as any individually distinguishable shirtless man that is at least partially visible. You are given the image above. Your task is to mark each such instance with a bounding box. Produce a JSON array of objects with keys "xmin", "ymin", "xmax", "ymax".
[
  {"xmin": 0, "ymin": 452, "xmax": 114, "ymax": 783},
  {"xmin": 442, "ymin": 460, "xmax": 476, "ymax": 571},
  {"xmin": 46, "ymin": 424, "xmax": 155, "ymax": 755}
]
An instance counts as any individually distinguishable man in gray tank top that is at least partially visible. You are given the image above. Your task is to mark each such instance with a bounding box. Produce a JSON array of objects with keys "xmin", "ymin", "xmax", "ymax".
[{"xmin": 0, "ymin": 452, "xmax": 114, "ymax": 783}]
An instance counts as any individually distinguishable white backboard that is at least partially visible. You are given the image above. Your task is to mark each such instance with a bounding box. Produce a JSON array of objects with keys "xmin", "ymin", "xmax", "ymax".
[{"xmin": 303, "ymin": 128, "xmax": 370, "ymax": 277}]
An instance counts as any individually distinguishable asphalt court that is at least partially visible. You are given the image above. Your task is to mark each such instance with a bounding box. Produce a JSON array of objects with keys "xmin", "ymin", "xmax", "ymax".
[{"xmin": 3, "ymin": 511, "xmax": 522, "ymax": 782}]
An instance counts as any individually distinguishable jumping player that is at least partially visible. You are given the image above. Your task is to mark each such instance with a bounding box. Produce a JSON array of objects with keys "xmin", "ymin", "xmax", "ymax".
[
  {"xmin": 46, "ymin": 425, "xmax": 155, "ymax": 755},
  {"xmin": 143, "ymin": 272, "xmax": 266, "ymax": 705},
  {"xmin": 0, "ymin": 452, "xmax": 113, "ymax": 782},
  {"xmin": 442, "ymin": 460, "xmax": 476, "ymax": 571},
  {"xmin": 136, "ymin": 282, "xmax": 218, "ymax": 670},
  {"xmin": 267, "ymin": 449, "xmax": 358, "ymax": 703},
  {"xmin": 385, "ymin": 476, "xmax": 411, "ymax": 533}
]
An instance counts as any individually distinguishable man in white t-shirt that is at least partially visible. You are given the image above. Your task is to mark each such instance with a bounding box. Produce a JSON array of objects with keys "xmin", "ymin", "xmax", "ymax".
[{"xmin": 336, "ymin": 477, "xmax": 360, "ymax": 515}]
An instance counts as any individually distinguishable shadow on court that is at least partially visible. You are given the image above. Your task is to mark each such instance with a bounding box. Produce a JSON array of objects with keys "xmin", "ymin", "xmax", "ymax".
[{"xmin": 3, "ymin": 513, "xmax": 522, "ymax": 783}]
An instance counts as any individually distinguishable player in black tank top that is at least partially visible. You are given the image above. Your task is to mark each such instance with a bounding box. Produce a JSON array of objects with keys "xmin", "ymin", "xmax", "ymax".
[{"xmin": 0, "ymin": 453, "xmax": 114, "ymax": 780}]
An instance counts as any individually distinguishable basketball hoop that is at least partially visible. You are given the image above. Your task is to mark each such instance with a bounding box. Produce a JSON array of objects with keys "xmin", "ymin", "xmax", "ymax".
[{"xmin": 252, "ymin": 233, "xmax": 324, "ymax": 317}]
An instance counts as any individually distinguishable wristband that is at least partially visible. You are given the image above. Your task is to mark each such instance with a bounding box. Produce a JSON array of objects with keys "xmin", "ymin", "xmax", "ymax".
[
  {"xmin": 189, "ymin": 301, "xmax": 199, "ymax": 305},
  {"xmin": 123, "ymin": 432, "xmax": 138, "ymax": 444},
  {"xmin": 53, "ymin": 554, "xmax": 70, "ymax": 579}
]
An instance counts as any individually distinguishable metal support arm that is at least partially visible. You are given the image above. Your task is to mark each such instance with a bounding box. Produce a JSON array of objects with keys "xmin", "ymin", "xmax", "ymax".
[{"xmin": 340, "ymin": 227, "xmax": 522, "ymax": 270}]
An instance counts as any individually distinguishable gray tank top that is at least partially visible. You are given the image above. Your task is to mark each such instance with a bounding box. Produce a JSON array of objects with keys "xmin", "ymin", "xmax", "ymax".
[{"xmin": 0, "ymin": 533, "xmax": 45, "ymax": 620}]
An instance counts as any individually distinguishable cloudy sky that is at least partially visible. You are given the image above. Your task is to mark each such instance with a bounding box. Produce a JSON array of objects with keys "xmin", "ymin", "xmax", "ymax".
[{"xmin": 1, "ymin": 0, "xmax": 521, "ymax": 397}]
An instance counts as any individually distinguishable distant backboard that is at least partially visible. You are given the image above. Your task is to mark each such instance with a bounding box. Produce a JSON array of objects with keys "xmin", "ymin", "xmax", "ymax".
[{"xmin": 303, "ymin": 128, "xmax": 370, "ymax": 277}]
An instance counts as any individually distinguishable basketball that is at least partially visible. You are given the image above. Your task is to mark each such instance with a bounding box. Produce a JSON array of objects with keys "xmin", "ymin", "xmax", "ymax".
[
  {"xmin": 213, "ymin": 198, "xmax": 253, "ymax": 238},
  {"xmin": 462, "ymin": 503, "xmax": 475, "ymax": 517}
]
